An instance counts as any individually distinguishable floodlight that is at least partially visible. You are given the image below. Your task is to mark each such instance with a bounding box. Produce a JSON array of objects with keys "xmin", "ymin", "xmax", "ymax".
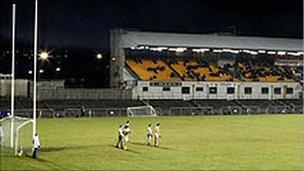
[
  {"xmin": 213, "ymin": 49, "xmax": 223, "ymax": 53},
  {"xmin": 39, "ymin": 51, "xmax": 49, "ymax": 60},
  {"xmin": 96, "ymin": 53, "xmax": 102, "ymax": 59},
  {"xmin": 277, "ymin": 51, "xmax": 286, "ymax": 55},
  {"xmin": 258, "ymin": 50, "xmax": 266, "ymax": 53},
  {"xmin": 193, "ymin": 48, "xmax": 209, "ymax": 53},
  {"xmin": 267, "ymin": 51, "xmax": 276, "ymax": 55},
  {"xmin": 168, "ymin": 47, "xmax": 186, "ymax": 52}
]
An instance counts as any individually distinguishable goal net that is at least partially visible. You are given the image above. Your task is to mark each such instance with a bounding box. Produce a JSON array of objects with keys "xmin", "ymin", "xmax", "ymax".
[
  {"xmin": 0, "ymin": 116, "xmax": 33, "ymax": 156},
  {"xmin": 127, "ymin": 105, "xmax": 157, "ymax": 117}
]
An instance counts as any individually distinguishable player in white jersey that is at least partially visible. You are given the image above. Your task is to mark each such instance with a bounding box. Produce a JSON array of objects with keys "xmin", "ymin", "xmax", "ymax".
[
  {"xmin": 122, "ymin": 125, "xmax": 131, "ymax": 150},
  {"xmin": 32, "ymin": 133, "xmax": 40, "ymax": 159},
  {"xmin": 116, "ymin": 124, "xmax": 124, "ymax": 149},
  {"xmin": 147, "ymin": 124, "xmax": 153, "ymax": 146},
  {"xmin": 154, "ymin": 123, "xmax": 161, "ymax": 146}
]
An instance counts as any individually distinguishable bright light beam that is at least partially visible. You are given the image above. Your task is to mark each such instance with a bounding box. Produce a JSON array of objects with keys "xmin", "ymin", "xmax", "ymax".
[{"xmin": 39, "ymin": 51, "xmax": 49, "ymax": 60}]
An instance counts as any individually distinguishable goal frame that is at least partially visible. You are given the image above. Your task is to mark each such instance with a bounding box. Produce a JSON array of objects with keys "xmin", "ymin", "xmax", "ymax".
[
  {"xmin": 0, "ymin": 74, "xmax": 15, "ymax": 148},
  {"xmin": 0, "ymin": 116, "xmax": 33, "ymax": 155},
  {"xmin": 126, "ymin": 105, "xmax": 157, "ymax": 117},
  {"xmin": 14, "ymin": 118, "xmax": 33, "ymax": 155},
  {"xmin": 0, "ymin": 3, "xmax": 38, "ymax": 155}
]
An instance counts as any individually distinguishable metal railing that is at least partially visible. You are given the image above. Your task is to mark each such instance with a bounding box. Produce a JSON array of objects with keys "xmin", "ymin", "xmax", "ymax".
[
  {"xmin": 14, "ymin": 108, "xmax": 56, "ymax": 118},
  {"xmin": 13, "ymin": 105, "xmax": 302, "ymax": 118},
  {"xmin": 63, "ymin": 108, "xmax": 128, "ymax": 117}
]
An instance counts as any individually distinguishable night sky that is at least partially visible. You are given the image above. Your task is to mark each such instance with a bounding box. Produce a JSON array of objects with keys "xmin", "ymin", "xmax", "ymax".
[{"xmin": 1, "ymin": 0, "xmax": 303, "ymax": 51}]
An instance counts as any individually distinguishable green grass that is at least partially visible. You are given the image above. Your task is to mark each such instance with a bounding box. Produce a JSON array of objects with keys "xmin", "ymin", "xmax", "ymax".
[{"xmin": 1, "ymin": 115, "xmax": 303, "ymax": 170}]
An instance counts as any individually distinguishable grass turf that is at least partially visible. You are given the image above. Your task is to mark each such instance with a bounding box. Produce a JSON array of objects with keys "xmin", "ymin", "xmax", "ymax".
[{"xmin": 1, "ymin": 114, "xmax": 303, "ymax": 170}]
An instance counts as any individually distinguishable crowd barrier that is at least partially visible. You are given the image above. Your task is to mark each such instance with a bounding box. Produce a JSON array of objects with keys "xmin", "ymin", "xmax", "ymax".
[{"xmin": 13, "ymin": 105, "xmax": 302, "ymax": 118}]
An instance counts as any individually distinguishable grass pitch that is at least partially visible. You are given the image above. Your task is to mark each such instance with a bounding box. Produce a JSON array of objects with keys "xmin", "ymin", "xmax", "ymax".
[{"xmin": 1, "ymin": 114, "xmax": 303, "ymax": 170}]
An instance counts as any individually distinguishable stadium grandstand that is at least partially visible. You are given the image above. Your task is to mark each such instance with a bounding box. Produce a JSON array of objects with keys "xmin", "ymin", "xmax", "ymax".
[
  {"xmin": 110, "ymin": 29, "xmax": 302, "ymax": 86},
  {"xmin": 1, "ymin": 29, "xmax": 303, "ymax": 117}
]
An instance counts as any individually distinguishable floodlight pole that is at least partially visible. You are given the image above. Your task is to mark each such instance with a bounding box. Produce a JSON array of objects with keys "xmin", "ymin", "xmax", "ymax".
[
  {"xmin": 33, "ymin": 0, "xmax": 38, "ymax": 137},
  {"xmin": 10, "ymin": 4, "xmax": 16, "ymax": 148}
]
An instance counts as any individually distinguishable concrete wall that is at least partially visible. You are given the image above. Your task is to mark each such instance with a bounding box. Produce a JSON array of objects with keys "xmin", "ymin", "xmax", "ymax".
[
  {"xmin": 30, "ymin": 80, "xmax": 132, "ymax": 100},
  {"xmin": 110, "ymin": 29, "xmax": 126, "ymax": 88},
  {"xmin": 0, "ymin": 79, "xmax": 28, "ymax": 97},
  {"xmin": 133, "ymin": 81, "xmax": 302, "ymax": 100},
  {"xmin": 3, "ymin": 79, "xmax": 300, "ymax": 100}
]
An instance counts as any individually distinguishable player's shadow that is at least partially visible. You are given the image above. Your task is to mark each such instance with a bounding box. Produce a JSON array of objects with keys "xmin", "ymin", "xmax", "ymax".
[
  {"xmin": 108, "ymin": 144, "xmax": 141, "ymax": 154},
  {"xmin": 23, "ymin": 155, "xmax": 66, "ymax": 170},
  {"xmin": 41, "ymin": 147, "xmax": 66, "ymax": 152},
  {"xmin": 42, "ymin": 144, "xmax": 104, "ymax": 153},
  {"xmin": 130, "ymin": 142, "xmax": 148, "ymax": 146},
  {"xmin": 130, "ymin": 142, "xmax": 172, "ymax": 150},
  {"xmin": 154, "ymin": 146, "xmax": 172, "ymax": 150}
]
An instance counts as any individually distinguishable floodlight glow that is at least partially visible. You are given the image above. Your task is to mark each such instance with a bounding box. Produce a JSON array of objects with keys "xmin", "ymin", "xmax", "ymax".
[
  {"xmin": 213, "ymin": 49, "xmax": 223, "ymax": 53},
  {"xmin": 243, "ymin": 50, "xmax": 251, "ymax": 53},
  {"xmin": 39, "ymin": 51, "xmax": 49, "ymax": 60},
  {"xmin": 192, "ymin": 49, "xmax": 203, "ymax": 53},
  {"xmin": 230, "ymin": 50, "xmax": 239, "ymax": 54},
  {"xmin": 96, "ymin": 53, "xmax": 102, "ymax": 59},
  {"xmin": 150, "ymin": 47, "xmax": 168, "ymax": 51},
  {"xmin": 249, "ymin": 51, "xmax": 258, "ymax": 55},
  {"xmin": 222, "ymin": 49, "xmax": 232, "ymax": 52},
  {"xmin": 56, "ymin": 67, "xmax": 61, "ymax": 72},
  {"xmin": 221, "ymin": 49, "xmax": 239, "ymax": 54},
  {"xmin": 258, "ymin": 50, "xmax": 266, "ymax": 53},
  {"xmin": 242, "ymin": 50, "xmax": 257, "ymax": 55},
  {"xmin": 193, "ymin": 48, "xmax": 209, "ymax": 53},
  {"xmin": 287, "ymin": 51, "xmax": 303, "ymax": 56},
  {"xmin": 277, "ymin": 51, "xmax": 286, "ymax": 55},
  {"xmin": 168, "ymin": 47, "xmax": 186, "ymax": 52},
  {"xmin": 39, "ymin": 69, "xmax": 44, "ymax": 73},
  {"xmin": 150, "ymin": 47, "xmax": 160, "ymax": 51},
  {"xmin": 28, "ymin": 70, "xmax": 32, "ymax": 74},
  {"xmin": 267, "ymin": 51, "xmax": 276, "ymax": 55},
  {"xmin": 137, "ymin": 46, "xmax": 145, "ymax": 50}
]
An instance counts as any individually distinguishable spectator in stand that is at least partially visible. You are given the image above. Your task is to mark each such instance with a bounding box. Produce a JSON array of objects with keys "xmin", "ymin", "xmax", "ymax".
[
  {"xmin": 80, "ymin": 106, "xmax": 86, "ymax": 117},
  {"xmin": 88, "ymin": 109, "xmax": 92, "ymax": 117}
]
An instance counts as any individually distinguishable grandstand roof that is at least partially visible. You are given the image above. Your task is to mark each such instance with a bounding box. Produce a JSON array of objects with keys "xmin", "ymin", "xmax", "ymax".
[{"xmin": 121, "ymin": 30, "xmax": 303, "ymax": 51}]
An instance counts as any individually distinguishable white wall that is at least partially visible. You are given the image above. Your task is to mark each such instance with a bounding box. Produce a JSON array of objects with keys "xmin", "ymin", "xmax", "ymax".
[
  {"xmin": 32, "ymin": 80, "xmax": 132, "ymax": 100},
  {"xmin": 133, "ymin": 81, "xmax": 301, "ymax": 100},
  {"xmin": 0, "ymin": 79, "xmax": 28, "ymax": 97}
]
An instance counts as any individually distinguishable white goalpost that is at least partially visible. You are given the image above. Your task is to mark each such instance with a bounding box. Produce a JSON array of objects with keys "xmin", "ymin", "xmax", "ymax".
[
  {"xmin": 0, "ymin": 2, "xmax": 38, "ymax": 156},
  {"xmin": 32, "ymin": 0, "xmax": 38, "ymax": 138},
  {"xmin": 127, "ymin": 105, "xmax": 157, "ymax": 117}
]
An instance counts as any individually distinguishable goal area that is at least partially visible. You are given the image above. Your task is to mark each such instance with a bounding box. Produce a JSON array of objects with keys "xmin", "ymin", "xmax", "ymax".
[
  {"xmin": 126, "ymin": 105, "xmax": 157, "ymax": 117},
  {"xmin": 0, "ymin": 116, "xmax": 33, "ymax": 156},
  {"xmin": 1, "ymin": 73, "xmax": 36, "ymax": 157}
]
